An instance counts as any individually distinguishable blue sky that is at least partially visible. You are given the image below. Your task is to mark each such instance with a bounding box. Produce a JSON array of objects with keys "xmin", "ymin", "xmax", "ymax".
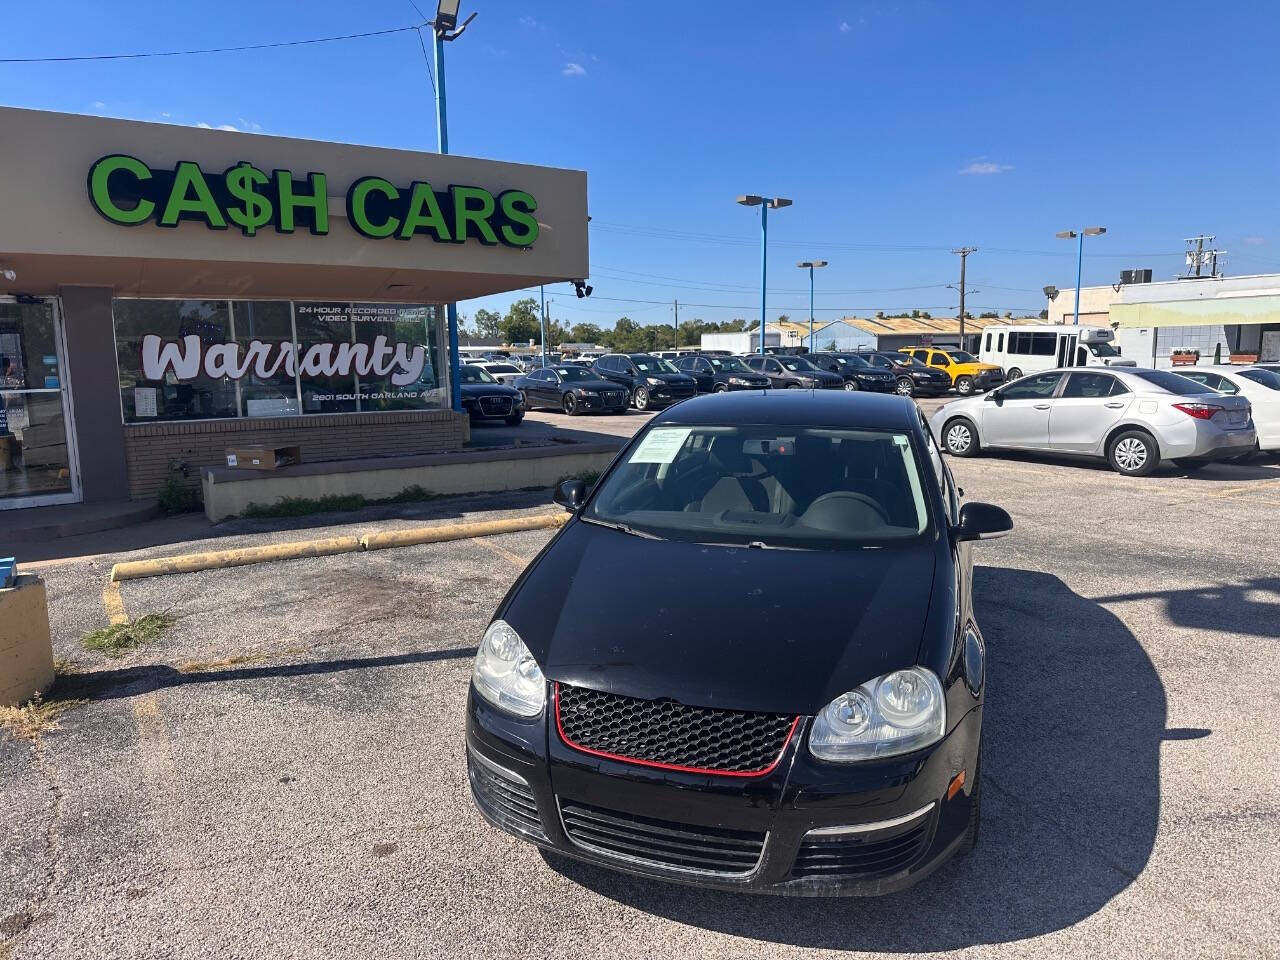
[{"xmin": 3, "ymin": 0, "xmax": 1278, "ymax": 331}]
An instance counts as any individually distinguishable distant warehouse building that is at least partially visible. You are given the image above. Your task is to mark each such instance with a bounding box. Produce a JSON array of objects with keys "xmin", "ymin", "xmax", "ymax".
[
  {"xmin": 1053, "ymin": 274, "xmax": 1280, "ymax": 366},
  {"xmin": 836, "ymin": 315, "xmax": 1047, "ymax": 354}
]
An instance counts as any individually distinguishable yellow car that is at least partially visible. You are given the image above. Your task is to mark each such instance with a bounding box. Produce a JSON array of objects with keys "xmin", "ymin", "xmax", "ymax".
[{"xmin": 898, "ymin": 347, "xmax": 1005, "ymax": 396}]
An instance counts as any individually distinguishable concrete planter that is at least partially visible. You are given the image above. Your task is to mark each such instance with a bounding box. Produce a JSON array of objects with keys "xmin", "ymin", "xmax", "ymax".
[{"xmin": 0, "ymin": 575, "xmax": 55, "ymax": 708}]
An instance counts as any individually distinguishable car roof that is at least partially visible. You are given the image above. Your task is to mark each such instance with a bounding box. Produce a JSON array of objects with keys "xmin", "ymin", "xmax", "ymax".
[{"xmin": 650, "ymin": 390, "xmax": 920, "ymax": 430}]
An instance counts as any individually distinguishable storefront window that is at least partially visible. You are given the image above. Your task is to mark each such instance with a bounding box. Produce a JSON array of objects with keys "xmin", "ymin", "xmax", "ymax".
[{"xmin": 112, "ymin": 298, "xmax": 446, "ymax": 423}]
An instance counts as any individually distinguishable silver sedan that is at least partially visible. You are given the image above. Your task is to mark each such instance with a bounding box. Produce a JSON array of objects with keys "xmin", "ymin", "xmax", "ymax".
[{"xmin": 929, "ymin": 368, "xmax": 1256, "ymax": 476}]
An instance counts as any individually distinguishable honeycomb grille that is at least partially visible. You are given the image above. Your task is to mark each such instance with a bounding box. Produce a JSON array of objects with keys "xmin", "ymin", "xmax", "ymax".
[{"xmin": 555, "ymin": 683, "xmax": 797, "ymax": 775}]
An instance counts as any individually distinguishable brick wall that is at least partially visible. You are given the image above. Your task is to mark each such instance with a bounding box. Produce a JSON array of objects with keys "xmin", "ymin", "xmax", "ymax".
[{"xmin": 123, "ymin": 409, "xmax": 470, "ymax": 500}]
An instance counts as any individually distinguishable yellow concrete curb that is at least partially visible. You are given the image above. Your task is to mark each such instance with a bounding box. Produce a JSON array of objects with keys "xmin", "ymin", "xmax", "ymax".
[{"xmin": 109, "ymin": 512, "xmax": 568, "ymax": 582}]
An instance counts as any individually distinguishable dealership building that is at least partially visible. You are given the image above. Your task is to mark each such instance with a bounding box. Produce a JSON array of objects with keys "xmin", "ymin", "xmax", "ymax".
[{"xmin": 0, "ymin": 107, "xmax": 588, "ymax": 514}]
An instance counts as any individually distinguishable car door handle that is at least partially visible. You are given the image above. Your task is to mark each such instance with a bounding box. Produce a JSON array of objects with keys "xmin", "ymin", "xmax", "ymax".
[
  {"xmin": 1034, "ymin": 403, "xmax": 1051, "ymax": 410},
  {"xmin": 1104, "ymin": 401, "xmax": 1125, "ymax": 408}
]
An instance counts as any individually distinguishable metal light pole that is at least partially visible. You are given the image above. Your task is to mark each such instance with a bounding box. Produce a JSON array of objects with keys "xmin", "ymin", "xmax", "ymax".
[
  {"xmin": 539, "ymin": 285, "xmax": 547, "ymax": 367},
  {"xmin": 796, "ymin": 260, "xmax": 828, "ymax": 350},
  {"xmin": 1056, "ymin": 227, "xmax": 1106, "ymax": 325},
  {"xmin": 431, "ymin": 1, "xmax": 477, "ymax": 411},
  {"xmin": 737, "ymin": 195, "xmax": 792, "ymax": 354}
]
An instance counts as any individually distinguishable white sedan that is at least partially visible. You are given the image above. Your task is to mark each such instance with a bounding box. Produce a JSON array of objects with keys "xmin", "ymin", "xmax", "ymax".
[
  {"xmin": 1174, "ymin": 366, "xmax": 1280, "ymax": 455},
  {"xmin": 471, "ymin": 361, "xmax": 525, "ymax": 385}
]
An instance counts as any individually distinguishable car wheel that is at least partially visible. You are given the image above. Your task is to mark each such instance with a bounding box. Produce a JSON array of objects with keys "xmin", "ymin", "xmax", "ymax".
[
  {"xmin": 954, "ymin": 375, "xmax": 974, "ymax": 396},
  {"xmin": 1108, "ymin": 429, "xmax": 1159, "ymax": 476},
  {"xmin": 943, "ymin": 418, "xmax": 980, "ymax": 457},
  {"xmin": 632, "ymin": 386, "xmax": 650, "ymax": 410},
  {"xmin": 894, "ymin": 377, "xmax": 915, "ymax": 397},
  {"xmin": 518, "ymin": 389, "xmax": 530, "ymax": 410},
  {"xmin": 1007, "ymin": 367, "xmax": 1023, "ymax": 381},
  {"xmin": 842, "ymin": 379, "xmax": 858, "ymax": 391},
  {"xmin": 504, "ymin": 413, "xmax": 523, "ymax": 426},
  {"xmin": 713, "ymin": 383, "xmax": 728, "ymax": 393},
  {"xmin": 786, "ymin": 382, "xmax": 802, "ymax": 388},
  {"xmin": 562, "ymin": 393, "xmax": 579, "ymax": 415},
  {"xmin": 958, "ymin": 754, "xmax": 982, "ymax": 856}
]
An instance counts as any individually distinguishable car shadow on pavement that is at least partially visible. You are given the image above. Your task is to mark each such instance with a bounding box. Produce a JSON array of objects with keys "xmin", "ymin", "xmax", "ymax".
[
  {"xmin": 542, "ymin": 566, "xmax": 1168, "ymax": 952},
  {"xmin": 981, "ymin": 448, "xmax": 1280, "ymax": 481},
  {"xmin": 50, "ymin": 647, "xmax": 478, "ymax": 703},
  {"xmin": 1094, "ymin": 576, "xmax": 1280, "ymax": 639}
]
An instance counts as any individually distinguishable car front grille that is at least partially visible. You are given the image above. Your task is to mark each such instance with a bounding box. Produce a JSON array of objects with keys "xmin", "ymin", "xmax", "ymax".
[
  {"xmin": 604, "ymin": 391, "xmax": 626, "ymax": 404},
  {"xmin": 467, "ymin": 750, "xmax": 547, "ymax": 841},
  {"xmin": 479, "ymin": 395, "xmax": 513, "ymax": 415},
  {"xmin": 667, "ymin": 383, "xmax": 696, "ymax": 398},
  {"xmin": 558, "ymin": 798, "xmax": 767, "ymax": 876},
  {"xmin": 554, "ymin": 682, "xmax": 798, "ymax": 776},
  {"xmin": 790, "ymin": 816, "xmax": 932, "ymax": 880}
]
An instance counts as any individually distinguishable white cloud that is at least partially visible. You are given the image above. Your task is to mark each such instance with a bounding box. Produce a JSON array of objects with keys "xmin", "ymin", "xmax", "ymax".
[
  {"xmin": 839, "ymin": 21, "xmax": 852, "ymax": 32},
  {"xmin": 563, "ymin": 62, "xmax": 586, "ymax": 76},
  {"xmin": 960, "ymin": 161, "xmax": 1013, "ymax": 175},
  {"xmin": 196, "ymin": 122, "xmax": 212, "ymax": 129},
  {"xmin": 237, "ymin": 117, "xmax": 263, "ymax": 133},
  {"xmin": 1244, "ymin": 235, "xmax": 1266, "ymax": 246},
  {"xmin": 90, "ymin": 100, "xmax": 106, "ymax": 109},
  {"xmin": 216, "ymin": 124, "xmax": 238, "ymax": 132},
  {"xmin": 519, "ymin": 15, "xmax": 537, "ymax": 26}
]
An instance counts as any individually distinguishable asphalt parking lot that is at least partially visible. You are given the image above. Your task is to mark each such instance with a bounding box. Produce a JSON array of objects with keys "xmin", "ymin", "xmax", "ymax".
[{"xmin": 3, "ymin": 406, "xmax": 1279, "ymax": 959}]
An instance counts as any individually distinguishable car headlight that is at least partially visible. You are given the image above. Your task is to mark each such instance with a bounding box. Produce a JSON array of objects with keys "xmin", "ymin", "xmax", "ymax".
[
  {"xmin": 573, "ymin": 387, "xmax": 595, "ymax": 397},
  {"xmin": 728, "ymin": 376, "xmax": 747, "ymax": 386},
  {"xmin": 646, "ymin": 376, "xmax": 664, "ymax": 386},
  {"xmin": 809, "ymin": 667, "xmax": 945, "ymax": 761},
  {"xmin": 471, "ymin": 620, "xmax": 546, "ymax": 717}
]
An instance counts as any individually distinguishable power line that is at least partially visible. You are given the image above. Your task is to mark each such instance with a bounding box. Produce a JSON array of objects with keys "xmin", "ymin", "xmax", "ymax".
[{"xmin": 0, "ymin": 23, "xmax": 426, "ymax": 63}]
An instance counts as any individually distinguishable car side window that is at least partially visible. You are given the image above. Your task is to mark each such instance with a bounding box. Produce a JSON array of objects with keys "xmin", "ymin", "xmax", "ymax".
[
  {"xmin": 1000, "ymin": 373, "xmax": 1063, "ymax": 400},
  {"xmin": 932, "ymin": 352, "xmax": 949, "ymax": 366},
  {"xmin": 1061, "ymin": 372, "xmax": 1117, "ymax": 399},
  {"xmin": 766, "ymin": 359, "xmax": 782, "ymax": 372},
  {"xmin": 1076, "ymin": 345, "xmax": 1089, "ymax": 366},
  {"xmin": 698, "ymin": 359, "xmax": 713, "ymax": 373}
]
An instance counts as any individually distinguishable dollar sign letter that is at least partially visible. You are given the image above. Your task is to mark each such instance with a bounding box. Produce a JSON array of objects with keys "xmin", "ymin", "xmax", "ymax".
[{"xmin": 224, "ymin": 163, "xmax": 272, "ymax": 236}]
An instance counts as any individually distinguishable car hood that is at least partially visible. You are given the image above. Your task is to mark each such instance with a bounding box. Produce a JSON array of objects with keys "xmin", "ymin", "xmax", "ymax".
[
  {"xmin": 970, "ymin": 363, "xmax": 1004, "ymax": 374},
  {"xmin": 501, "ymin": 519, "xmax": 939, "ymax": 715},
  {"xmin": 564, "ymin": 378, "xmax": 622, "ymax": 391},
  {"xmin": 460, "ymin": 382, "xmax": 519, "ymax": 398},
  {"xmin": 646, "ymin": 372, "xmax": 696, "ymax": 384}
]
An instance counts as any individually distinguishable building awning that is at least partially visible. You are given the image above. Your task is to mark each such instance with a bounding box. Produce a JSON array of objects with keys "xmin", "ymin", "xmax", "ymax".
[{"xmin": 1112, "ymin": 295, "xmax": 1280, "ymax": 329}]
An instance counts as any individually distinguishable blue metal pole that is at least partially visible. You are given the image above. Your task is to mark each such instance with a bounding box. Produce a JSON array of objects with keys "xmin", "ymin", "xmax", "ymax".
[
  {"xmin": 808, "ymin": 265, "xmax": 814, "ymax": 351},
  {"xmin": 434, "ymin": 29, "xmax": 461, "ymax": 412},
  {"xmin": 759, "ymin": 202, "xmax": 768, "ymax": 355},
  {"xmin": 540, "ymin": 285, "xmax": 547, "ymax": 366},
  {"xmin": 1073, "ymin": 230, "xmax": 1083, "ymax": 326}
]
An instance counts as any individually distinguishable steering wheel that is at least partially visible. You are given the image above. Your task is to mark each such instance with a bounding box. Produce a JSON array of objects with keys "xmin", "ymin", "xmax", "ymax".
[{"xmin": 802, "ymin": 491, "xmax": 892, "ymax": 526}]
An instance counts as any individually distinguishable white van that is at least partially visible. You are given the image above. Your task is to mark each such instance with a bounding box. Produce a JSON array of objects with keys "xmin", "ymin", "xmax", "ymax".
[{"xmin": 978, "ymin": 324, "xmax": 1136, "ymax": 380}]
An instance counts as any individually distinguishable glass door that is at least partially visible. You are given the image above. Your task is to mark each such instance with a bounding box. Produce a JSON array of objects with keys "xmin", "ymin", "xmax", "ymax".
[{"xmin": 0, "ymin": 298, "xmax": 81, "ymax": 509}]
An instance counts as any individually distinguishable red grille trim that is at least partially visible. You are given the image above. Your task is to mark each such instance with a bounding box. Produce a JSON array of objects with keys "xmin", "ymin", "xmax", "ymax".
[{"xmin": 553, "ymin": 682, "xmax": 800, "ymax": 778}]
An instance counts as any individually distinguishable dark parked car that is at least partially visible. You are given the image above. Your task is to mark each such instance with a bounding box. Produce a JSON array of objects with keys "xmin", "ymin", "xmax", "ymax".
[
  {"xmin": 515, "ymin": 364, "xmax": 630, "ymax": 415},
  {"xmin": 805, "ymin": 353, "xmax": 898, "ymax": 392},
  {"xmin": 593, "ymin": 353, "xmax": 698, "ymax": 410},
  {"xmin": 674, "ymin": 354, "xmax": 771, "ymax": 392},
  {"xmin": 459, "ymin": 364, "xmax": 524, "ymax": 425},
  {"xmin": 743, "ymin": 354, "xmax": 844, "ymax": 389},
  {"xmin": 857, "ymin": 351, "xmax": 953, "ymax": 398},
  {"xmin": 465, "ymin": 390, "xmax": 1012, "ymax": 895}
]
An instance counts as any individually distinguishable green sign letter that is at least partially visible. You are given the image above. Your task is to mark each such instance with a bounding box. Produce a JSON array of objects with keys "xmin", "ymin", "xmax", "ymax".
[
  {"xmin": 399, "ymin": 182, "xmax": 452, "ymax": 241},
  {"xmin": 275, "ymin": 170, "xmax": 329, "ymax": 235},
  {"xmin": 224, "ymin": 162, "xmax": 274, "ymax": 236},
  {"xmin": 450, "ymin": 185, "xmax": 500, "ymax": 245},
  {"xmin": 498, "ymin": 190, "xmax": 539, "ymax": 247},
  {"xmin": 87, "ymin": 154, "xmax": 156, "ymax": 225},
  {"xmin": 159, "ymin": 161, "xmax": 227, "ymax": 229},
  {"xmin": 347, "ymin": 177, "xmax": 402, "ymax": 239}
]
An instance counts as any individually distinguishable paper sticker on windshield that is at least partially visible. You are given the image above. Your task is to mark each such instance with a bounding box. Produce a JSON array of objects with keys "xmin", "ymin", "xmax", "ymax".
[
  {"xmin": 894, "ymin": 434, "xmax": 910, "ymax": 448},
  {"xmin": 629, "ymin": 427, "xmax": 692, "ymax": 464}
]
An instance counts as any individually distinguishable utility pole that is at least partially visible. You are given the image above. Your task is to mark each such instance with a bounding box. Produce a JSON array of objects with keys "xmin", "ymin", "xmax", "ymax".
[
  {"xmin": 951, "ymin": 247, "xmax": 976, "ymax": 347},
  {"xmin": 539, "ymin": 284, "xmax": 547, "ymax": 367},
  {"xmin": 673, "ymin": 299, "xmax": 679, "ymax": 350},
  {"xmin": 1184, "ymin": 235, "xmax": 1226, "ymax": 278}
]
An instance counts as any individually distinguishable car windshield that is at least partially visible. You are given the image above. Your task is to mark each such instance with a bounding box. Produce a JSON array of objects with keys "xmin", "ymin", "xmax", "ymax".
[
  {"xmin": 948, "ymin": 350, "xmax": 978, "ymax": 363},
  {"xmin": 487, "ymin": 364, "xmax": 519, "ymax": 373},
  {"xmin": 709, "ymin": 357, "xmax": 751, "ymax": 373},
  {"xmin": 1088, "ymin": 342, "xmax": 1120, "ymax": 357},
  {"xmin": 585, "ymin": 424, "xmax": 931, "ymax": 549},
  {"xmin": 632, "ymin": 355, "xmax": 677, "ymax": 373},
  {"xmin": 837, "ymin": 355, "xmax": 871, "ymax": 369},
  {"xmin": 1240, "ymin": 368, "xmax": 1280, "ymax": 390},
  {"xmin": 1131, "ymin": 370, "xmax": 1218, "ymax": 396},
  {"xmin": 556, "ymin": 366, "xmax": 595, "ymax": 381},
  {"xmin": 780, "ymin": 357, "xmax": 817, "ymax": 372},
  {"xmin": 461, "ymin": 365, "xmax": 497, "ymax": 384}
]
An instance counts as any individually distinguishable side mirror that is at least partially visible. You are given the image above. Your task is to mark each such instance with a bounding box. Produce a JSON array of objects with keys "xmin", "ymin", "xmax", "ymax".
[
  {"xmin": 553, "ymin": 479, "xmax": 588, "ymax": 512},
  {"xmin": 953, "ymin": 502, "xmax": 1013, "ymax": 542}
]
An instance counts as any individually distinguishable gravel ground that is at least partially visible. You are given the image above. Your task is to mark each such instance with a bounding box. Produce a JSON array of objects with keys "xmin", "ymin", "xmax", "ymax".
[{"xmin": 3, "ymin": 427, "xmax": 1279, "ymax": 959}]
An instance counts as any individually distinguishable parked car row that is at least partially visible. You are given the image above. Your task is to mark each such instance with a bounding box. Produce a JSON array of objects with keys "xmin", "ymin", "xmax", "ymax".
[{"xmin": 930, "ymin": 365, "xmax": 1279, "ymax": 476}]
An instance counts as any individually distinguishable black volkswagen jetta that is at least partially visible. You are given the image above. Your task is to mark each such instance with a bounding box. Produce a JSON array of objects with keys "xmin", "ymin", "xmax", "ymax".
[{"xmin": 465, "ymin": 390, "xmax": 1012, "ymax": 895}]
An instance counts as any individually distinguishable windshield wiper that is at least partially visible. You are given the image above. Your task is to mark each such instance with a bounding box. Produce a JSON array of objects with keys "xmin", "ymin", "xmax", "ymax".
[{"xmin": 582, "ymin": 518, "xmax": 663, "ymax": 540}]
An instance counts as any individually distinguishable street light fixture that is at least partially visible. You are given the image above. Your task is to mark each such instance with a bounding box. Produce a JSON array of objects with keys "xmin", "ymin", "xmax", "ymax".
[
  {"xmin": 737, "ymin": 194, "xmax": 793, "ymax": 354},
  {"xmin": 1057, "ymin": 226, "xmax": 1107, "ymax": 325},
  {"xmin": 796, "ymin": 260, "xmax": 828, "ymax": 351}
]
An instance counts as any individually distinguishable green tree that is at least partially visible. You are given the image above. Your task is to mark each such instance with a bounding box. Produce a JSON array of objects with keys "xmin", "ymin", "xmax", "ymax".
[
  {"xmin": 776, "ymin": 314, "xmax": 791, "ymax": 325},
  {"xmin": 472, "ymin": 307, "xmax": 502, "ymax": 340},
  {"xmin": 499, "ymin": 298, "xmax": 541, "ymax": 345},
  {"xmin": 568, "ymin": 322, "xmax": 604, "ymax": 344},
  {"xmin": 825, "ymin": 340, "xmax": 839, "ymax": 351},
  {"xmin": 979, "ymin": 311, "xmax": 999, "ymax": 319}
]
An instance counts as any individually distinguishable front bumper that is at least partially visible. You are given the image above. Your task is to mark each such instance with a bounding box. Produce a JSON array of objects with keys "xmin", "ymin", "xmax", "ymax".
[
  {"xmin": 466, "ymin": 690, "xmax": 982, "ymax": 896},
  {"xmin": 854, "ymin": 376, "xmax": 897, "ymax": 393},
  {"xmin": 971, "ymin": 372, "xmax": 1005, "ymax": 392},
  {"xmin": 911, "ymin": 377, "xmax": 953, "ymax": 395},
  {"xmin": 572, "ymin": 392, "xmax": 629, "ymax": 412}
]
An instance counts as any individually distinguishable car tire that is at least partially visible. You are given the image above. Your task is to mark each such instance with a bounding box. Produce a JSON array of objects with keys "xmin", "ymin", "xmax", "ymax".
[
  {"xmin": 958, "ymin": 755, "xmax": 983, "ymax": 856},
  {"xmin": 786, "ymin": 382, "xmax": 802, "ymax": 388},
  {"xmin": 713, "ymin": 383, "xmax": 728, "ymax": 393},
  {"xmin": 943, "ymin": 417, "xmax": 981, "ymax": 457},
  {"xmin": 894, "ymin": 377, "xmax": 915, "ymax": 397},
  {"xmin": 632, "ymin": 386, "xmax": 650, "ymax": 410},
  {"xmin": 1108, "ymin": 429, "xmax": 1159, "ymax": 476},
  {"xmin": 562, "ymin": 393, "xmax": 578, "ymax": 415},
  {"xmin": 954, "ymin": 375, "xmax": 974, "ymax": 396},
  {"xmin": 1007, "ymin": 367, "xmax": 1023, "ymax": 381},
  {"xmin": 518, "ymin": 389, "xmax": 530, "ymax": 410},
  {"xmin": 842, "ymin": 379, "xmax": 859, "ymax": 391},
  {"xmin": 504, "ymin": 413, "xmax": 523, "ymax": 426}
]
